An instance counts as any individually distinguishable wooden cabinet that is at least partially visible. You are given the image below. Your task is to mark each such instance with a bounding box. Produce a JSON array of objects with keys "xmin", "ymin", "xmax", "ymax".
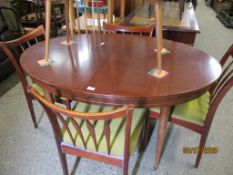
[{"xmin": 120, "ymin": 2, "xmax": 200, "ymax": 45}]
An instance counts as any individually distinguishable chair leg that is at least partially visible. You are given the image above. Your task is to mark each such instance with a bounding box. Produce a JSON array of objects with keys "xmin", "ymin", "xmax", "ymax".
[
  {"xmin": 179, "ymin": 0, "xmax": 182, "ymax": 20},
  {"xmin": 25, "ymin": 93, "xmax": 38, "ymax": 128},
  {"xmin": 137, "ymin": 130, "xmax": 144, "ymax": 153},
  {"xmin": 192, "ymin": 0, "xmax": 197, "ymax": 9},
  {"xmin": 143, "ymin": 114, "xmax": 150, "ymax": 150},
  {"xmin": 143, "ymin": 113, "xmax": 156, "ymax": 150},
  {"xmin": 57, "ymin": 148, "xmax": 69, "ymax": 175},
  {"xmin": 123, "ymin": 158, "xmax": 129, "ymax": 175},
  {"xmin": 179, "ymin": 0, "xmax": 185, "ymax": 20},
  {"xmin": 65, "ymin": 100, "xmax": 72, "ymax": 110},
  {"xmin": 195, "ymin": 131, "xmax": 209, "ymax": 168}
]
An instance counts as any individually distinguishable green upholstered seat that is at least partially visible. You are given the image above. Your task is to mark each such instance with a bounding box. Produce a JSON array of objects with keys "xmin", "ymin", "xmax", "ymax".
[
  {"xmin": 32, "ymin": 83, "xmax": 44, "ymax": 96},
  {"xmin": 62, "ymin": 102, "xmax": 146, "ymax": 156},
  {"xmin": 150, "ymin": 92, "xmax": 210, "ymax": 126}
]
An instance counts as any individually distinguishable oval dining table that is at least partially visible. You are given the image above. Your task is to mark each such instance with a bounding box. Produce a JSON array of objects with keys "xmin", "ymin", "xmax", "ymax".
[{"xmin": 20, "ymin": 34, "xmax": 222, "ymax": 168}]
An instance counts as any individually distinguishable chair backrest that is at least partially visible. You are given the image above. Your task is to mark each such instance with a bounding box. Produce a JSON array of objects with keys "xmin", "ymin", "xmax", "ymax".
[
  {"xmin": 29, "ymin": 87, "xmax": 134, "ymax": 155},
  {"xmin": 103, "ymin": 22, "xmax": 153, "ymax": 37},
  {"xmin": 0, "ymin": 5, "xmax": 25, "ymax": 36},
  {"xmin": 207, "ymin": 44, "xmax": 233, "ymax": 124},
  {"xmin": 0, "ymin": 25, "xmax": 45, "ymax": 92}
]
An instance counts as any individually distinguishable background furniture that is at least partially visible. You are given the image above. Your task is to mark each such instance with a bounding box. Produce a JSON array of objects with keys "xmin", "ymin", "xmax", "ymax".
[
  {"xmin": 0, "ymin": 5, "xmax": 26, "ymax": 82},
  {"xmin": 121, "ymin": 1, "xmax": 200, "ymax": 45},
  {"xmin": 10, "ymin": 0, "xmax": 65, "ymax": 36},
  {"xmin": 163, "ymin": 0, "xmax": 186, "ymax": 20},
  {"xmin": 20, "ymin": 34, "xmax": 222, "ymax": 168},
  {"xmin": 210, "ymin": 0, "xmax": 233, "ymax": 13},
  {"xmin": 0, "ymin": 20, "xmax": 15, "ymax": 82},
  {"xmin": 70, "ymin": 0, "xmax": 107, "ymax": 33},
  {"xmin": 29, "ymin": 88, "xmax": 146, "ymax": 175},
  {"xmin": 10, "ymin": 0, "xmax": 44, "ymax": 27},
  {"xmin": 150, "ymin": 44, "xmax": 233, "ymax": 167},
  {"xmin": 0, "ymin": 5, "xmax": 25, "ymax": 37},
  {"xmin": 217, "ymin": 1, "xmax": 233, "ymax": 28}
]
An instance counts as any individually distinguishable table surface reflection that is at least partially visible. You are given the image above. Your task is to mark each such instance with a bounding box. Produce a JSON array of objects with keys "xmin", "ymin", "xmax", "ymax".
[{"xmin": 20, "ymin": 34, "xmax": 221, "ymax": 106}]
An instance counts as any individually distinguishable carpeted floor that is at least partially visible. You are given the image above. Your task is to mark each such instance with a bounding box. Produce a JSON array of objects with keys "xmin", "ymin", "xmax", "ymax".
[{"xmin": 0, "ymin": 0, "xmax": 233, "ymax": 174}]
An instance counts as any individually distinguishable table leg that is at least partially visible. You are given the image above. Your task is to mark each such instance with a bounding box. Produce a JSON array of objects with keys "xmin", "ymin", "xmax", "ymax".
[
  {"xmin": 44, "ymin": 91, "xmax": 54, "ymax": 103},
  {"xmin": 154, "ymin": 106, "xmax": 172, "ymax": 168}
]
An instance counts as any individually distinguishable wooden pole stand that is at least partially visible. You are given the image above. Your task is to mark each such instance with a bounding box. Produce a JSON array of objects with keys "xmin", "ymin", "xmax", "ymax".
[
  {"xmin": 38, "ymin": 0, "xmax": 53, "ymax": 66},
  {"xmin": 148, "ymin": 0, "xmax": 168, "ymax": 79}
]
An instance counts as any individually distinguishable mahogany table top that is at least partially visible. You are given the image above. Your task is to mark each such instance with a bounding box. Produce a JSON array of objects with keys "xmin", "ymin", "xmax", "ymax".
[{"xmin": 20, "ymin": 34, "xmax": 221, "ymax": 106}]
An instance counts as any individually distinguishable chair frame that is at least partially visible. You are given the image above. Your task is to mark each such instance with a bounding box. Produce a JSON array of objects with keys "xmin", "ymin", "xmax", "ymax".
[
  {"xmin": 149, "ymin": 44, "xmax": 233, "ymax": 167},
  {"xmin": 0, "ymin": 25, "xmax": 46, "ymax": 128},
  {"xmin": 103, "ymin": 22, "xmax": 153, "ymax": 37},
  {"xmin": 29, "ymin": 87, "xmax": 140, "ymax": 175},
  {"xmin": 0, "ymin": 25, "xmax": 71, "ymax": 128}
]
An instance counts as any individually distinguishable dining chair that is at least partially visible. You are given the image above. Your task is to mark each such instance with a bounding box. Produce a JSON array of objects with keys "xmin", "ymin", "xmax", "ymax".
[
  {"xmin": 28, "ymin": 87, "xmax": 147, "ymax": 175},
  {"xmin": 149, "ymin": 44, "xmax": 233, "ymax": 167},
  {"xmin": 103, "ymin": 22, "xmax": 153, "ymax": 37},
  {"xmin": 0, "ymin": 25, "xmax": 46, "ymax": 128},
  {"xmin": 0, "ymin": 25, "xmax": 70, "ymax": 128}
]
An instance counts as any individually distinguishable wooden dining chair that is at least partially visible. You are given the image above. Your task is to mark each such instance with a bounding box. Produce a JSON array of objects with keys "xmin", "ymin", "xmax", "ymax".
[
  {"xmin": 149, "ymin": 44, "xmax": 233, "ymax": 167},
  {"xmin": 0, "ymin": 25, "xmax": 70, "ymax": 129},
  {"xmin": 28, "ymin": 87, "xmax": 147, "ymax": 175},
  {"xmin": 103, "ymin": 22, "xmax": 153, "ymax": 37},
  {"xmin": 0, "ymin": 25, "xmax": 46, "ymax": 128}
]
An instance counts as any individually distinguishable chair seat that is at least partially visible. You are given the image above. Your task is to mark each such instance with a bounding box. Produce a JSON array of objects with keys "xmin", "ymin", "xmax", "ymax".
[
  {"xmin": 32, "ymin": 83, "xmax": 44, "ymax": 96},
  {"xmin": 62, "ymin": 102, "xmax": 146, "ymax": 156},
  {"xmin": 150, "ymin": 92, "xmax": 210, "ymax": 126}
]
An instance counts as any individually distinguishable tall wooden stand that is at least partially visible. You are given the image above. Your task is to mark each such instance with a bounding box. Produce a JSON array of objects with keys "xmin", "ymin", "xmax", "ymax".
[
  {"xmin": 61, "ymin": 0, "xmax": 75, "ymax": 45},
  {"xmin": 148, "ymin": 0, "xmax": 168, "ymax": 79},
  {"xmin": 38, "ymin": 0, "xmax": 53, "ymax": 66}
]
